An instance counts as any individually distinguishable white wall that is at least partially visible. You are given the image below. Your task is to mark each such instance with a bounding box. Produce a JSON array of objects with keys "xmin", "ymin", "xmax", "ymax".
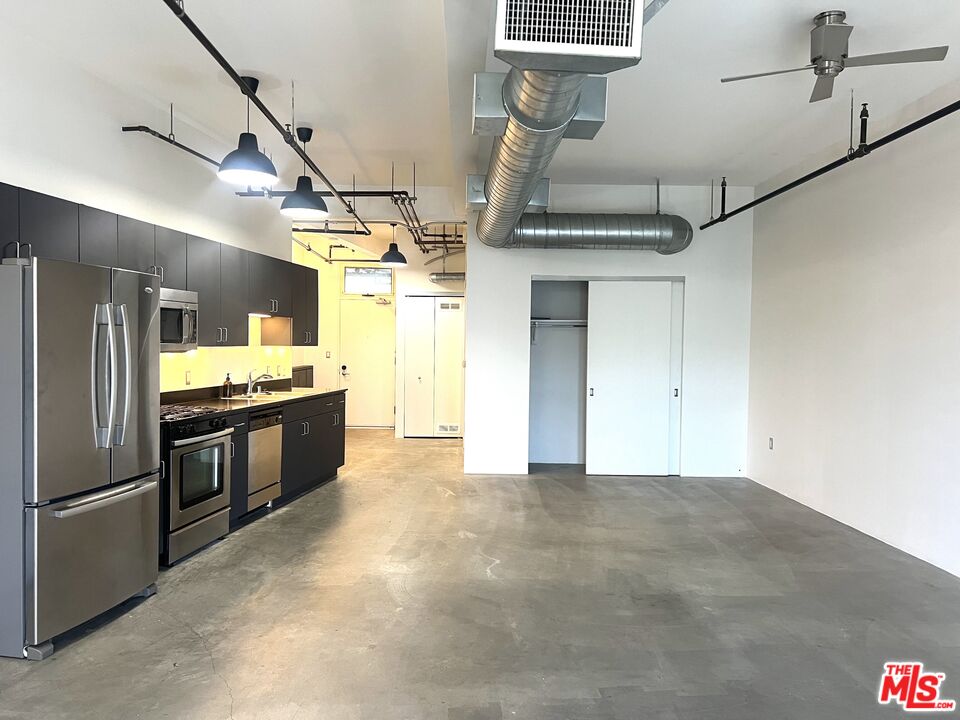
[
  {"xmin": 464, "ymin": 184, "xmax": 754, "ymax": 475},
  {"xmin": 747, "ymin": 89, "xmax": 960, "ymax": 577},
  {"xmin": 0, "ymin": 21, "xmax": 291, "ymax": 259}
]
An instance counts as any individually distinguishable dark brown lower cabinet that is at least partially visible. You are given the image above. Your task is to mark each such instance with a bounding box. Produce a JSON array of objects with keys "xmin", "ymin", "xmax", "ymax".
[{"xmin": 280, "ymin": 395, "xmax": 345, "ymax": 499}]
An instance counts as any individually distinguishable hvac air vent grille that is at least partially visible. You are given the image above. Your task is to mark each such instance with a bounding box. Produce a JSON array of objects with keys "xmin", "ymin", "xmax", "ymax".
[{"xmin": 504, "ymin": 0, "xmax": 636, "ymax": 47}]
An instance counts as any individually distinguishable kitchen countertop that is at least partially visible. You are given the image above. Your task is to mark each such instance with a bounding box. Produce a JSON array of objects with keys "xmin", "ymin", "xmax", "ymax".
[{"xmin": 166, "ymin": 388, "xmax": 346, "ymax": 420}]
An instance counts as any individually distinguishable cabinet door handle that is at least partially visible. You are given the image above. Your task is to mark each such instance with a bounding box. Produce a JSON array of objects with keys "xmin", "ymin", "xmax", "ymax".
[
  {"xmin": 216, "ymin": 327, "xmax": 223, "ymax": 343},
  {"xmin": 301, "ymin": 421, "xmax": 307, "ymax": 436},
  {"xmin": 305, "ymin": 421, "xmax": 310, "ymax": 435},
  {"xmin": 224, "ymin": 327, "xmax": 228, "ymax": 343},
  {"xmin": 158, "ymin": 265, "xmax": 164, "ymax": 285}
]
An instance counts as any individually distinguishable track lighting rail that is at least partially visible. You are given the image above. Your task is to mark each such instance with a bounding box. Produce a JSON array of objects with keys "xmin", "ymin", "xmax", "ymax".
[
  {"xmin": 700, "ymin": 96, "xmax": 960, "ymax": 230},
  {"xmin": 121, "ymin": 125, "xmax": 220, "ymax": 167},
  {"xmin": 160, "ymin": 0, "xmax": 372, "ymax": 236}
]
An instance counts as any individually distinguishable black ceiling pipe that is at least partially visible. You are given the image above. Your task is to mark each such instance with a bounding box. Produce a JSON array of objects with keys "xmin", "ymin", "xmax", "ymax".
[
  {"xmin": 701, "ymin": 96, "xmax": 960, "ymax": 230},
  {"xmin": 121, "ymin": 125, "xmax": 220, "ymax": 167},
  {"xmin": 159, "ymin": 0, "xmax": 372, "ymax": 236}
]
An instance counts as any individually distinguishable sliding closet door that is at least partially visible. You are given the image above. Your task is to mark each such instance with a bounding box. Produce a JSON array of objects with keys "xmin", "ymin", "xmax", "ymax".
[{"xmin": 586, "ymin": 281, "xmax": 673, "ymax": 475}]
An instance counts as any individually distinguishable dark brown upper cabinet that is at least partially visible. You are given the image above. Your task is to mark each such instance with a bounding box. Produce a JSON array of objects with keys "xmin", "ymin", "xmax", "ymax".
[
  {"xmin": 0, "ymin": 183, "xmax": 18, "ymax": 258},
  {"xmin": 117, "ymin": 216, "xmax": 156, "ymax": 275},
  {"xmin": 219, "ymin": 243, "xmax": 249, "ymax": 346},
  {"xmin": 79, "ymin": 206, "xmax": 119, "ymax": 268},
  {"xmin": 19, "ymin": 189, "xmax": 80, "ymax": 263},
  {"xmin": 249, "ymin": 252, "xmax": 292, "ymax": 317},
  {"xmin": 292, "ymin": 264, "xmax": 319, "ymax": 346},
  {"xmin": 155, "ymin": 227, "xmax": 187, "ymax": 290}
]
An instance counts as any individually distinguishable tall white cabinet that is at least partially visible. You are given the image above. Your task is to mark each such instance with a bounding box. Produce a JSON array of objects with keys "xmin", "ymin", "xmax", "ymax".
[{"xmin": 403, "ymin": 296, "xmax": 465, "ymax": 438}]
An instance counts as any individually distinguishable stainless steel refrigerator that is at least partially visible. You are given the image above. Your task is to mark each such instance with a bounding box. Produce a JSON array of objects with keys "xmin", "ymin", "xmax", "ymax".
[{"xmin": 0, "ymin": 257, "xmax": 160, "ymax": 660}]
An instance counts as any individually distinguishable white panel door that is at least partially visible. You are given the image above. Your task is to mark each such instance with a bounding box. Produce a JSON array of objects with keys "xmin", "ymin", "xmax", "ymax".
[
  {"xmin": 586, "ymin": 281, "xmax": 673, "ymax": 475},
  {"xmin": 339, "ymin": 298, "xmax": 396, "ymax": 427},
  {"xmin": 433, "ymin": 297, "xmax": 465, "ymax": 437},
  {"xmin": 403, "ymin": 297, "xmax": 436, "ymax": 437}
]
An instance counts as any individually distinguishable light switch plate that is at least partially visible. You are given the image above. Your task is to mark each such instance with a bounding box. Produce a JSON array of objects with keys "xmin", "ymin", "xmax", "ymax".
[
  {"xmin": 768, "ymin": 437, "xmax": 774, "ymax": 450},
  {"xmin": 185, "ymin": 370, "xmax": 191, "ymax": 386}
]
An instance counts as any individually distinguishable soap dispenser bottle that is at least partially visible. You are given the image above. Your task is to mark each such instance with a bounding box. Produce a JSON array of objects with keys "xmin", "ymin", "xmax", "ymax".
[{"xmin": 221, "ymin": 373, "xmax": 233, "ymax": 399}]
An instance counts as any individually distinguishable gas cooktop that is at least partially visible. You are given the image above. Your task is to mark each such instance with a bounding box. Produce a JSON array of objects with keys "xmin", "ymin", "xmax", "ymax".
[{"xmin": 159, "ymin": 404, "xmax": 220, "ymax": 422}]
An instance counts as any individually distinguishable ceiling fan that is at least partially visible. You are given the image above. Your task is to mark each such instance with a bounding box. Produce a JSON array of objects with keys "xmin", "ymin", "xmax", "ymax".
[{"xmin": 721, "ymin": 10, "xmax": 949, "ymax": 103}]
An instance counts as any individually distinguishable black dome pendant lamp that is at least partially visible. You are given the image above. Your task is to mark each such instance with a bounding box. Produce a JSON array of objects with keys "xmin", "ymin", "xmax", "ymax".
[
  {"xmin": 380, "ymin": 223, "xmax": 407, "ymax": 268},
  {"xmin": 280, "ymin": 126, "xmax": 329, "ymax": 221},
  {"xmin": 218, "ymin": 76, "xmax": 279, "ymax": 187}
]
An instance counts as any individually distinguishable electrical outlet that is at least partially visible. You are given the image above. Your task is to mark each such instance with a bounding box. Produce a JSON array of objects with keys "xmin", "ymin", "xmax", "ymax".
[
  {"xmin": 325, "ymin": 350, "xmax": 331, "ymax": 359},
  {"xmin": 768, "ymin": 437, "xmax": 774, "ymax": 450},
  {"xmin": 185, "ymin": 370, "xmax": 191, "ymax": 386}
]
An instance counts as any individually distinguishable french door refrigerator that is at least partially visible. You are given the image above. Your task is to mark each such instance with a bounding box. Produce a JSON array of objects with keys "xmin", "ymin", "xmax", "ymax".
[{"xmin": 0, "ymin": 257, "xmax": 160, "ymax": 660}]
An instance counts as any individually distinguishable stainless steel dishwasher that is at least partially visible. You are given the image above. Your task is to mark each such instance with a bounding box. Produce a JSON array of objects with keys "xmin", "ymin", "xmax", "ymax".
[{"xmin": 247, "ymin": 409, "xmax": 283, "ymax": 511}]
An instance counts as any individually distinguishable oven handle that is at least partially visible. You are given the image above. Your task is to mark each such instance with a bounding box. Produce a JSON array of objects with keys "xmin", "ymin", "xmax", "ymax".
[
  {"xmin": 171, "ymin": 427, "xmax": 234, "ymax": 448},
  {"xmin": 51, "ymin": 479, "xmax": 157, "ymax": 519}
]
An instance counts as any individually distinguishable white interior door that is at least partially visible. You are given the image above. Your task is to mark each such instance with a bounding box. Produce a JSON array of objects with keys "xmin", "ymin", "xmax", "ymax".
[
  {"xmin": 403, "ymin": 297, "xmax": 436, "ymax": 437},
  {"xmin": 586, "ymin": 281, "xmax": 673, "ymax": 475},
  {"xmin": 339, "ymin": 298, "xmax": 396, "ymax": 427},
  {"xmin": 433, "ymin": 297, "xmax": 465, "ymax": 436}
]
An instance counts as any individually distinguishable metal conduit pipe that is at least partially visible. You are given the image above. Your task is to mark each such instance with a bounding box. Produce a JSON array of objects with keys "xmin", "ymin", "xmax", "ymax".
[
  {"xmin": 476, "ymin": 69, "xmax": 586, "ymax": 247},
  {"xmin": 508, "ymin": 213, "xmax": 693, "ymax": 254},
  {"xmin": 429, "ymin": 272, "xmax": 466, "ymax": 283}
]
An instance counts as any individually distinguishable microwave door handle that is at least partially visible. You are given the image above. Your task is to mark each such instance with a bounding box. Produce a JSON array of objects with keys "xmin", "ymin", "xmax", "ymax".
[
  {"xmin": 114, "ymin": 303, "xmax": 132, "ymax": 446},
  {"xmin": 181, "ymin": 307, "xmax": 190, "ymax": 344}
]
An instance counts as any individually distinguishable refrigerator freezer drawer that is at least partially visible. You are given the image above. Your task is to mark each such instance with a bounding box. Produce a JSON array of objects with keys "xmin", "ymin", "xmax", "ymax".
[{"xmin": 25, "ymin": 476, "xmax": 159, "ymax": 646}]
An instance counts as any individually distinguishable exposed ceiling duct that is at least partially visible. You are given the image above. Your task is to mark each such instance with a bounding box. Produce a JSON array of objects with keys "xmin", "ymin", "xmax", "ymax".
[
  {"xmin": 472, "ymin": 0, "xmax": 691, "ymax": 252},
  {"xmin": 509, "ymin": 213, "xmax": 692, "ymax": 254},
  {"xmin": 428, "ymin": 272, "xmax": 466, "ymax": 284}
]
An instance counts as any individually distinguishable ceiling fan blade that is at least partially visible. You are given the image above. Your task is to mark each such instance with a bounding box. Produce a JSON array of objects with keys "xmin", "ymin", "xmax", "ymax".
[
  {"xmin": 817, "ymin": 23, "xmax": 854, "ymax": 60},
  {"xmin": 721, "ymin": 65, "xmax": 814, "ymax": 83},
  {"xmin": 809, "ymin": 75, "xmax": 835, "ymax": 103},
  {"xmin": 845, "ymin": 46, "xmax": 949, "ymax": 68}
]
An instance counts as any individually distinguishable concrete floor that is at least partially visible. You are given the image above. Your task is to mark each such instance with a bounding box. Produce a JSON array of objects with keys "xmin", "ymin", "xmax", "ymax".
[{"xmin": 1, "ymin": 430, "xmax": 958, "ymax": 719}]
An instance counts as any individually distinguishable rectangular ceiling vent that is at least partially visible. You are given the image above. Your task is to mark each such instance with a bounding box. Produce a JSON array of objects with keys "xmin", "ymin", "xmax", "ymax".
[{"xmin": 495, "ymin": 0, "xmax": 642, "ymax": 74}]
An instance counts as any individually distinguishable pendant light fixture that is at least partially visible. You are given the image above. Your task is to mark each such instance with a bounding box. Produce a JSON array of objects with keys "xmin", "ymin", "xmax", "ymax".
[
  {"xmin": 280, "ymin": 126, "xmax": 329, "ymax": 221},
  {"xmin": 218, "ymin": 76, "xmax": 279, "ymax": 187},
  {"xmin": 380, "ymin": 223, "xmax": 408, "ymax": 268}
]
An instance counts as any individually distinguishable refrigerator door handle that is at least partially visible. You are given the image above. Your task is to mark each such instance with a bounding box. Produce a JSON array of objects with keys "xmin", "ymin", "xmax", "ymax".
[
  {"xmin": 114, "ymin": 303, "xmax": 133, "ymax": 446},
  {"xmin": 50, "ymin": 479, "xmax": 156, "ymax": 519},
  {"xmin": 93, "ymin": 303, "xmax": 118, "ymax": 448}
]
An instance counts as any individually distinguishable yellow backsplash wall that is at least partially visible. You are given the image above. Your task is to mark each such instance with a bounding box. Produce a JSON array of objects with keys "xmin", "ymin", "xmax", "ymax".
[{"xmin": 160, "ymin": 316, "xmax": 292, "ymax": 393}]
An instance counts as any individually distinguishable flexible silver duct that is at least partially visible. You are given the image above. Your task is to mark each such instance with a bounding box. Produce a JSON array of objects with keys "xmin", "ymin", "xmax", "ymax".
[
  {"xmin": 508, "ymin": 213, "xmax": 693, "ymax": 255},
  {"xmin": 476, "ymin": 69, "xmax": 586, "ymax": 248},
  {"xmin": 429, "ymin": 272, "xmax": 466, "ymax": 283}
]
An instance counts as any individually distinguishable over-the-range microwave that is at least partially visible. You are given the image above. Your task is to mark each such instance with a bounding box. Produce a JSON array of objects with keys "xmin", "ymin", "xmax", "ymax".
[{"xmin": 159, "ymin": 288, "xmax": 198, "ymax": 353}]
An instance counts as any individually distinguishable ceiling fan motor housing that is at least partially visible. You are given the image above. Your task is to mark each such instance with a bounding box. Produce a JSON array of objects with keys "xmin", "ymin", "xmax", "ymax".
[{"xmin": 811, "ymin": 9, "xmax": 850, "ymax": 75}]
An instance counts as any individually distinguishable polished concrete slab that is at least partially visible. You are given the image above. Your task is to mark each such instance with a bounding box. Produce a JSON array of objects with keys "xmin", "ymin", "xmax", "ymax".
[{"xmin": 1, "ymin": 429, "xmax": 958, "ymax": 719}]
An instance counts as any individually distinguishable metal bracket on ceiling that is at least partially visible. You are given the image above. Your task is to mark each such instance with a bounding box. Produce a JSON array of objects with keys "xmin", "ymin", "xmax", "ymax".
[
  {"xmin": 643, "ymin": 0, "xmax": 671, "ymax": 25},
  {"xmin": 466, "ymin": 174, "xmax": 549, "ymax": 212},
  {"xmin": 472, "ymin": 73, "xmax": 608, "ymax": 140}
]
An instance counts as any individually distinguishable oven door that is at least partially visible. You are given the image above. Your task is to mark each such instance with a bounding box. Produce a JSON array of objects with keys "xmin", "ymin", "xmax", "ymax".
[
  {"xmin": 169, "ymin": 429, "xmax": 232, "ymax": 530},
  {"xmin": 159, "ymin": 301, "xmax": 198, "ymax": 353}
]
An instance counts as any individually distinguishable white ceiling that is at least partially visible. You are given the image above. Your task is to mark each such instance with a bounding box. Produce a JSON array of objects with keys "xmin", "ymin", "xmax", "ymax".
[
  {"xmin": 7, "ymin": 0, "xmax": 960, "ymax": 196},
  {"xmin": 465, "ymin": 0, "xmax": 960, "ymax": 187}
]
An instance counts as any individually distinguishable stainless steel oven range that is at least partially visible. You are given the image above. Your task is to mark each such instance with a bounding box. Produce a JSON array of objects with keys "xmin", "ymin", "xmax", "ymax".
[{"xmin": 160, "ymin": 405, "xmax": 232, "ymax": 565}]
